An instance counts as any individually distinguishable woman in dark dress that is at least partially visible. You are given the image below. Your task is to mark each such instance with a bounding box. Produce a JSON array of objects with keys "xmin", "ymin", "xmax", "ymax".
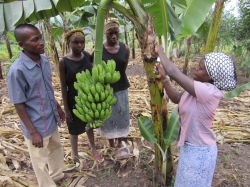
[
  {"xmin": 59, "ymin": 29, "xmax": 103, "ymax": 164},
  {"xmin": 98, "ymin": 18, "xmax": 130, "ymax": 149}
]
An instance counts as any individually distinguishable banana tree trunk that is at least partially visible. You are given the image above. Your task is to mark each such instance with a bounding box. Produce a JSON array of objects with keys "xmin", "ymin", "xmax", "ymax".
[
  {"xmin": 177, "ymin": 39, "xmax": 183, "ymax": 58},
  {"xmin": 141, "ymin": 18, "xmax": 173, "ymax": 186},
  {"xmin": 144, "ymin": 60, "xmax": 170, "ymax": 186},
  {"xmin": 183, "ymin": 36, "xmax": 192, "ymax": 75},
  {"xmin": 0, "ymin": 61, "xmax": 3, "ymax": 79},
  {"xmin": 4, "ymin": 32, "xmax": 13, "ymax": 59},
  {"xmin": 132, "ymin": 28, "xmax": 135, "ymax": 59},
  {"xmin": 124, "ymin": 20, "xmax": 128, "ymax": 46},
  {"xmin": 205, "ymin": 0, "xmax": 225, "ymax": 54},
  {"xmin": 43, "ymin": 19, "xmax": 60, "ymax": 77},
  {"xmin": 93, "ymin": 0, "xmax": 113, "ymax": 65},
  {"xmin": 61, "ymin": 12, "xmax": 70, "ymax": 56}
]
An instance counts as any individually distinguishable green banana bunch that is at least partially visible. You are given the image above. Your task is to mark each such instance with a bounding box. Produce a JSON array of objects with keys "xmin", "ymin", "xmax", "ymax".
[
  {"xmin": 103, "ymin": 60, "xmax": 121, "ymax": 84},
  {"xmin": 73, "ymin": 59, "xmax": 123, "ymax": 131}
]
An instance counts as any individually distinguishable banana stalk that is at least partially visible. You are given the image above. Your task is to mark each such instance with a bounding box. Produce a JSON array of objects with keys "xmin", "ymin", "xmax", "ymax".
[
  {"xmin": 4, "ymin": 31, "xmax": 13, "ymax": 59},
  {"xmin": 205, "ymin": 0, "xmax": 225, "ymax": 54},
  {"xmin": 93, "ymin": 0, "xmax": 114, "ymax": 66},
  {"xmin": 43, "ymin": 19, "xmax": 60, "ymax": 77}
]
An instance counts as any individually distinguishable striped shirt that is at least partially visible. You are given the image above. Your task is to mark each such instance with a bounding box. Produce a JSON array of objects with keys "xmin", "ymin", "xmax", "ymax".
[{"xmin": 7, "ymin": 51, "xmax": 61, "ymax": 139}]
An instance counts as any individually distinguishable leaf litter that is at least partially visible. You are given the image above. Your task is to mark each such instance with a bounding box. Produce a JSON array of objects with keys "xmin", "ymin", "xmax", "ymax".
[{"xmin": 0, "ymin": 62, "xmax": 250, "ymax": 186}]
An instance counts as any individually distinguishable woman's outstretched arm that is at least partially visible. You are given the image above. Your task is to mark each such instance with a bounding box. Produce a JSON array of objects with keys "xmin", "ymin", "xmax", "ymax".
[{"xmin": 156, "ymin": 45, "xmax": 196, "ymax": 97}]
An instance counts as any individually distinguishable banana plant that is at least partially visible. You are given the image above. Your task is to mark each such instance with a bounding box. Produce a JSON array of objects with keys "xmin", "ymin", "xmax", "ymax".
[
  {"xmin": 205, "ymin": 0, "xmax": 226, "ymax": 54},
  {"xmin": 0, "ymin": 0, "xmax": 87, "ymax": 77},
  {"xmin": 4, "ymin": 31, "xmax": 13, "ymax": 59},
  {"xmin": 138, "ymin": 107, "xmax": 180, "ymax": 183},
  {"xmin": 92, "ymin": 0, "xmax": 216, "ymax": 185},
  {"xmin": 0, "ymin": 0, "xmax": 86, "ymax": 32},
  {"xmin": 1, "ymin": 0, "xmax": 218, "ymax": 185},
  {"xmin": 224, "ymin": 82, "xmax": 250, "ymax": 98},
  {"xmin": 51, "ymin": 5, "xmax": 97, "ymax": 56},
  {"xmin": 203, "ymin": 0, "xmax": 250, "ymax": 100},
  {"xmin": 43, "ymin": 19, "xmax": 61, "ymax": 76}
]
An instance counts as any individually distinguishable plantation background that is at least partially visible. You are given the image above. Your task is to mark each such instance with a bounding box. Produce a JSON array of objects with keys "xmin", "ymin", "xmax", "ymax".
[
  {"xmin": 0, "ymin": 0, "xmax": 250, "ymax": 186},
  {"xmin": 0, "ymin": 46, "xmax": 250, "ymax": 186}
]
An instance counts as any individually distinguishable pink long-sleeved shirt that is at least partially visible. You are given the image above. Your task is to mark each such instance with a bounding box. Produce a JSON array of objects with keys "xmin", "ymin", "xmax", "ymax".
[{"xmin": 177, "ymin": 81, "xmax": 223, "ymax": 146}]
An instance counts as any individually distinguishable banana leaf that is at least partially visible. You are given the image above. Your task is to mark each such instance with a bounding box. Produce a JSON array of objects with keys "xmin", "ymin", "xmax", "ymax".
[
  {"xmin": 51, "ymin": 27, "xmax": 64, "ymax": 40},
  {"xmin": 0, "ymin": 0, "xmax": 17, "ymax": 3},
  {"xmin": 163, "ymin": 107, "xmax": 179, "ymax": 146},
  {"xmin": 138, "ymin": 107, "xmax": 180, "ymax": 147},
  {"xmin": 224, "ymin": 82, "xmax": 250, "ymax": 99},
  {"xmin": 178, "ymin": 0, "xmax": 216, "ymax": 38},
  {"xmin": 7, "ymin": 31, "xmax": 16, "ymax": 42},
  {"xmin": 0, "ymin": 0, "xmax": 86, "ymax": 32},
  {"xmin": 138, "ymin": 116, "xmax": 157, "ymax": 144},
  {"xmin": 142, "ymin": 0, "xmax": 181, "ymax": 41},
  {"xmin": 0, "ymin": 1, "xmax": 23, "ymax": 31},
  {"xmin": 73, "ymin": 15, "xmax": 89, "ymax": 28},
  {"xmin": 141, "ymin": 0, "xmax": 215, "ymax": 40}
]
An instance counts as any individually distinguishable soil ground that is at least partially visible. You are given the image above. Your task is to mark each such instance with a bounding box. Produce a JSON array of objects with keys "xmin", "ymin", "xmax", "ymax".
[{"xmin": 0, "ymin": 51, "xmax": 250, "ymax": 187}]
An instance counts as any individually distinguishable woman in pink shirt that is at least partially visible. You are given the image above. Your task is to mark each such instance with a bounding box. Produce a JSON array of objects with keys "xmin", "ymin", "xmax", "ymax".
[{"xmin": 154, "ymin": 45, "xmax": 237, "ymax": 187}]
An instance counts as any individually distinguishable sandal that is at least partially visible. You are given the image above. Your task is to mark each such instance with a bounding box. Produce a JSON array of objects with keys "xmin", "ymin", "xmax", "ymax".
[
  {"xmin": 92, "ymin": 152, "xmax": 104, "ymax": 163},
  {"xmin": 113, "ymin": 147, "xmax": 130, "ymax": 160},
  {"xmin": 74, "ymin": 156, "xmax": 90, "ymax": 170}
]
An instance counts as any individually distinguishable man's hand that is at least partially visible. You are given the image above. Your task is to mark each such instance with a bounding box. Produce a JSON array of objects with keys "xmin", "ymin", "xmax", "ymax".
[
  {"xmin": 30, "ymin": 131, "xmax": 43, "ymax": 148},
  {"xmin": 65, "ymin": 108, "xmax": 73, "ymax": 123},
  {"xmin": 58, "ymin": 106, "xmax": 66, "ymax": 123},
  {"xmin": 14, "ymin": 103, "xmax": 44, "ymax": 148}
]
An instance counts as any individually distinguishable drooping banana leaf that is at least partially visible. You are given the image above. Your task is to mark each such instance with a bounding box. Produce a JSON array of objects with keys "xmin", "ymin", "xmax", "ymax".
[
  {"xmin": 178, "ymin": 0, "xmax": 216, "ymax": 39},
  {"xmin": 0, "ymin": 0, "xmax": 17, "ymax": 3},
  {"xmin": 0, "ymin": 1, "xmax": 23, "ymax": 31},
  {"xmin": 141, "ymin": 0, "xmax": 216, "ymax": 41},
  {"xmin": 79, "ymin": 5, "xmax": 96, "ymax": 18},
  {"xmin": 223, "ymin": 82, "xmax": 250, "ymax": 99},
  {"xmin": 195, "ymin": 22, "xmax": 210, "ymax": 39},
  {"xmin": 51, "ymin": 27, "xmax": 64, "ymax": 40},
  {"xmin": 0, "ymin": 0, "xmax": 86, "ymax": 32},
  {"xmin": 138, "ymin": 116, "xmax": 157, "ymax": 144},
  {"xmin": 170, "ymin": 0, "xmax": 187, "ymax": 8},
  {"xmin": 142, "ymin": 0, "xmax": 181, "ymax": 41},
  {"xmin": 73, "ymin": 16, "xmax": 89, "ymax": 28},
  {"xmin": 163, "ymin": 107, "xmax": 179, "ymax": 146}
]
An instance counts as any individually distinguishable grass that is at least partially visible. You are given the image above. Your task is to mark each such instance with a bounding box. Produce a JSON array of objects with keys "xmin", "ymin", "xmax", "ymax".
[
  {"xmin": 139, "ymin": 148, "xmax": 148, "ymax": 159},
  {"xmin": 101, "ymin": 166, "xmax": 116, "ymax": 181},
  {"xmin": 223, "ymin": 153, "xmax": 231, "ymax": 164},
  {"xmin": 0, "ymin": 42, "xmax": 20, "ymax": 61}
]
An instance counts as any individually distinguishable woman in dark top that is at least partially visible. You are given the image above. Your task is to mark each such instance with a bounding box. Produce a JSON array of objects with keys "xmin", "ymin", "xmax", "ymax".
[
  {"xmin": 98, "ymin": 18, "xmax": 130, "ymax": 149},
  {"xmin": 59, "ymin": 29, "xmax": 103, "ymax": 164}
]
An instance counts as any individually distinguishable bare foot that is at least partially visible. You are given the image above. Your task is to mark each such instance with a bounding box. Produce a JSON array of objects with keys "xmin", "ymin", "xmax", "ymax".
[
  {"xmin": 117, "ymin": 139, "xmax": 125, "ymax": 148},
  {"xmin": 109, "ymin": 139, "xmax": 116, "ymax": 148},
  {"xmin": 117, "ymin": 142, "xmax": 124, "ymax": 148}
]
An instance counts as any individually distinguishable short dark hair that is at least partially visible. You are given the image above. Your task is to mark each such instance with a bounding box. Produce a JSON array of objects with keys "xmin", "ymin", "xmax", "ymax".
[{"xmin": 14, "ymin": 23, "xmax": 38, "ymax": 42}]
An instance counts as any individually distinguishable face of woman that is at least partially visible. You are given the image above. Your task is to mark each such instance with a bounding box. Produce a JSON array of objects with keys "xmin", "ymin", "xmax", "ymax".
[
  {"xmin": 193, "ymin": 58, "xmax": 211, "ymax": 83},
  {"xmin": 105, "ymin": 27, "xmax": 119, "ymax": 45},
  {"xmin": 69, "ymin": 36, "xmax": 85, "ymax": 53}
]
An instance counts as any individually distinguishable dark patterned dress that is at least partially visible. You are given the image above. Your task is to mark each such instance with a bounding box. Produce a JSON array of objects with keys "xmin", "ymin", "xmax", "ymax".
[{"xmin": 98, "ymin": 42, "xmax": 130, "ymax": 139}]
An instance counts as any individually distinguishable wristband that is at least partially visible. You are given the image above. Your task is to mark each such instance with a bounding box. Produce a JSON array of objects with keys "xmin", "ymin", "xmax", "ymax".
[{"xmin": 161, "ymin": 78, "xmax": 168, "ymax": 83}]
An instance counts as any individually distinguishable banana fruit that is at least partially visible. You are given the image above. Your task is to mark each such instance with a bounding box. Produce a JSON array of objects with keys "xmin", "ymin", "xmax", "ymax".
[{"xmin": 72, "ymin": 60, "xmax": 120, "ymax": 131}]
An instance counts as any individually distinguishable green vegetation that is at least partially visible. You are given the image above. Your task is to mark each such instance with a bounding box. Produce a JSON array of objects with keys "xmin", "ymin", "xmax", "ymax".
[
  {"xmin": 0, "ymin": 42, "xmax": 19, "ymax": 61},
  {"xmin": 1, "ymin": 0, "xmax": 250, "ymax": 186}
]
